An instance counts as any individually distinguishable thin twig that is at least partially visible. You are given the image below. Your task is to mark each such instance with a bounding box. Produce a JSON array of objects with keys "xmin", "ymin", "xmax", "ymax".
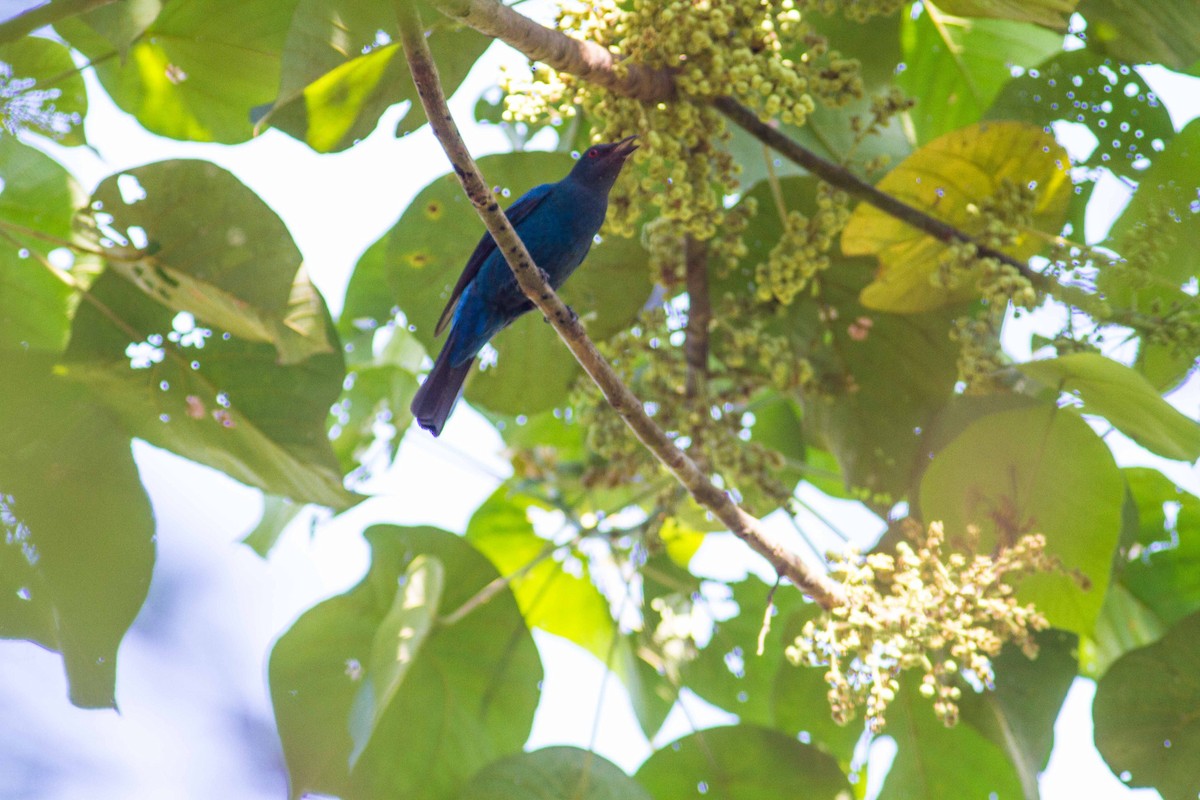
[
  {"xmin": 439, "ymin": 535, "xmax": 564, "ymax": 626},
  {"xmin": 395, "ymin": 0, "xmax": 845, "ymax": 610}
]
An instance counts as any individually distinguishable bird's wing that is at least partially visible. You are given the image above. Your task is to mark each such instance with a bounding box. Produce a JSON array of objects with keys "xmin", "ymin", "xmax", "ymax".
[{"xmin": 433, "ymin": 183, "xmax": 555, "ymax": 336}]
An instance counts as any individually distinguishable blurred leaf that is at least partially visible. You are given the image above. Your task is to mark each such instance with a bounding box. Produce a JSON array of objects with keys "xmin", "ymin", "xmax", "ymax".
[
  {"xmin": 959, "ymin": 629, "xmax": 1079, "ymax": 787},
  {"xmin": 1135, "ymin": 338, "xmax": 1199, "ymax": 394},
  {"xmin": 56, "ymin": 0, "xmax": 295, "ymax": 143},
  {"xmin": 349, "ymin": 554, "xmax": 444, "ymax": 766},
  {"xmin": 879, "ymin": 676, "xmax": 1023, "ymax": 800},
  {"xmin": 1094, "ymin": 610, "xmax": 1200, "ymax": 800},
  {"xmin": 657, "ymin": 516, "xmax": 705, "ymax": 569},
  {"xmin": 934, "ymin": 0, "xmax": 1076, "ymax": 29},
  {"xmin": 75, "ymin": 0, "xmax": 162, "ymax": 56},
  {"xmin": 241, "ymin": 495, "xmax": 306, "ymax": 557},
  {"xmin": 899, "ymin": 11, "xmax": 1063, "ymax": 143},
  {"xmin": 920, "ymin": 404, "xmax": 1123, "ymax": 634},
  {"xmin": 259, "ymin": 0, "xmax": 489, "ymax": 151},
  {"xmin": 270, "ymin": 525, "xmax": 541, "ymax": 800},
  {"xmin": 65, "ymin": 270, "xmax": 355, "ymax": 509},
  {"xmin": 808, "ymin": 263, "xmax": 961, "ymax": 499},
  {"xmin": 331, "ymin": 363, "xmax": 418, "ymax": 476},
  {"xmin": 466, "ymin": 487, "xmax": 616, "ymax": 661},
  {"xmin": 0, "ymin": 138, "xmax": 84, "ymax": 353},
  {"xmin": 1081, "ymin": 581, "xmax": 1168, "ymax": 679},
  {"xmin": 635, "ymin": 725, "xmax": 850, "ymax": 800},
  {"xmin": 1018, "ymin": 352, "xmax": 1200, "ymax": 461},
  {"xmin": 1099, "ymin": 119, "xmax": 1200, "ymax": 313},
  {"xmin": 456, "ymin": 747, "xmax": 652, "ymax": 800},
  {"xmin": 987, "ymin": 50, "xmax": 1176, "ymax": 179},
  {"xmin": 92, "ymin": 160, "xmax": 336, "ymax": 365},
  {"xmin": 844, "ymin": 121, "xmax": 1072, "ymax": 313},
  {"xmin": 1077, "ymin": 0, "xmax": 1200, "ymax": 69},
  {"xmin": 683, "ymin": 577, "xmax": 862, "ymax": 761},
  {"xmin": 0, "ymin": 35, "xmax": 87, "ymax": 145},
  {"xmin": 1121, "ymin": 469, "xmax": 1200, "ymax": 627},
  {"xmin": 0, "ymin": 350, "xmax": 154, "ymax": 709}
]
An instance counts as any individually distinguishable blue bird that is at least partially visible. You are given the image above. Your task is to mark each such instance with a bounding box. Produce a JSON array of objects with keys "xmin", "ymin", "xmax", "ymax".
[{"xmin": 411, "ymin": 136, "xmax": 639, "ymax": 436}]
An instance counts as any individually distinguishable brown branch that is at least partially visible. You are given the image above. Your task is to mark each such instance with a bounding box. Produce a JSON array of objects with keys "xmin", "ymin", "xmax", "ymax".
[
  {"xmin": 426, "ymin": 0, "xmax": 1051, "ymax": 291},
  {"xmin": 395, "ymin": 0, "xmax": 845, "ymax": 610},
  {"xmin": 423, "ymin": 0, "xmax": 674, "ymax": 103},
  {"xmin": 683, "ymin": 235, "xmax": 710, "ymax": 399},
  {"xmin": 0, "ymin": 0, "xmax": 116, "ymax": 44}
]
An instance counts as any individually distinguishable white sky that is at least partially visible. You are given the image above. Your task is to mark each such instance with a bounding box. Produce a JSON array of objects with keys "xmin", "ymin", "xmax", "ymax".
[{"xmin": 3, "ymin": 5, "xmax": 1199, "ymax": 799}]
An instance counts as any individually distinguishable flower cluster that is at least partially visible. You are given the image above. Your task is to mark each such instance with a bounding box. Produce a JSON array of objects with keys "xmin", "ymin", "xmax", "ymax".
[
  {"xmin": 787, "ymin": 520, "xmax": 1056, "ymax": 732},
  {"xmin": 755, "ymin": 182, "xmax": 851, "ymax": 305},
  {"xmin": 501, "ymin": 0, "xmax": 867, "ymax": 242}
]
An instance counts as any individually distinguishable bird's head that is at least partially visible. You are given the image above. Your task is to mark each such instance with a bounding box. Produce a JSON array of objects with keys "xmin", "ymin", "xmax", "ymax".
[{"xmin": 567, "ymin": 135, "xmax": 639, "ymax": 192}]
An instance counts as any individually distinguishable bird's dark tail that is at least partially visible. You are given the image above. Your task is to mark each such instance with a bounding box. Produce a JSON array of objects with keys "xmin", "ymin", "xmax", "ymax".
[{"xmin": 410, "ymin": 341, "xmax": 473, "ymax": 437}]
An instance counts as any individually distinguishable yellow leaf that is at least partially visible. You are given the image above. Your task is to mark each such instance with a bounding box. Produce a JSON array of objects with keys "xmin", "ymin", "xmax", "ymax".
[{"xmin": 843, "ymin": 121, "xmax": 1071, "ymax": 312}]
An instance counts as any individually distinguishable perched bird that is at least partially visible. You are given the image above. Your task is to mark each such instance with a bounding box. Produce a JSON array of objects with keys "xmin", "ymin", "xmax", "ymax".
[{"xmin": 411, "ymin": 136, "xmax": 639, "ymax": 436}]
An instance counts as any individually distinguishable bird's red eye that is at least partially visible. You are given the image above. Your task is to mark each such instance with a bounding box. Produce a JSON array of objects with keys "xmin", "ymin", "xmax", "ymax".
[{"xmin": 586, "ymin": 148, "xmax": 598, "ymax": 158}]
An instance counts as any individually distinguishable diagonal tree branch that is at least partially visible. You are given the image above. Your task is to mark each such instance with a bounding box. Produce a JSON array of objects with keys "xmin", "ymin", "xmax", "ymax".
[
  {"xmin": 425, "ymin": 0, "xmax": 1051, "ymax": 291},
  {"xmin": 395, "ymin": 0, "xmax": 845, "ymax": 610}
]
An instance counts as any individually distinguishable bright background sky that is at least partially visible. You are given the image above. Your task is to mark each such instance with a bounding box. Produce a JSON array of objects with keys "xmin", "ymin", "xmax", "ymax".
[{"xmin": 2, "ymin": 3, "xmax": 1199, "ymax": 798}]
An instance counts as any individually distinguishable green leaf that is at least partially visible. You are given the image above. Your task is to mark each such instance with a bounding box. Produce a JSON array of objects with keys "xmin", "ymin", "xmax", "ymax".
[
  {"xmin": 1081, "ymin": 581, "xmax": 1168, "ymax": 679},
  {"xmin": 1018, "ymin": 352, "xmax": 1200, "ymax": 461},
  {"xmin": 879, "ymin": 677, "xmax": 1023, "ymax": 800},
  {"xmin": 0, "ymin": 35, "xmax": 87, "ymax": 145},
  {"xmin": 0, "ymin": 350, "xmax": 155, "ymax": 709},
  {"xmin": 349, "ymin": 554, "xmax": 444, "ymax": 767},
  {"xmin": 91, "ymin": 160, "xmax": 336, "ymax": 365},
  {"xmin": 456, "ymin": 747, "xmax": 652, "ymax": 800},
  {"xmin": 959, "ymin": 629, "xmax": 1079, "ymax": 791},
  {"xmin": 635, "ymin": 725, "xmax": 850, "ymax": 800},
  {"xmin": 466, "ymin": 487, "xmax": 616, "ymax": 662},
  {"xmin": 1077, "ymin": 0, "xmax": 1200, "ymax": 69},
  {"xmin": 1094, "ymin": 610, "xmax": 1200, "ymax": 800},
  {"xmin": 1120, "ymin": 469, "xmax": 1200, "ymax": 627},
  {"xmin": 987, "ymin": 50, "xmax": 1176, "ymax": 180},
  {"xmin": 56, "ymin": 0, "xmax": 295, "ymax": 143},
  {"xmin": 844, "ymin": 121, "xmax": 1072, "ymax": 313},
  {"xmin": 806, "ymin": 259, "xmax": 961, "ymax": 500},
  {"xmin": 0, "ymin": 138, "xmax": 84, "ymax": 353},
  {"xmin": 241, "ymin": 495, "xmax": 307, "ymax": 557},
  {"xmin": 898, "ymin": 12, "xmax": 1063, "ymax": 144},
  {"xmin": 260, "ymin": 0, "xmax": 490, "ymax": 151},
  {"xmin": 75, "ymin": 0, "xmax": 163, "ymax": 57},
  {"xmin": 270, "ymin": 525, "xmax": 542, "ymax": 800},
  {"xmin": 718, "ymin": 178, "xmax": 960, "ymax": 501},
  {"xmin": 682, "ymin": 576, "xmax": 862, "ymax": 762},
  {"xmin": 934, "ymin": 0, "xmax": 1076, "ymax": 29},
  {"xmin": 919, "ymin": 404, "xmax": 1124, "ymax": 634},
  {"xmin": 1100, "ymin": 119, "xmax": 1200, "ymax": 312},
  {"xmin": 65, "ymin": 270, "xmax": 355, "ymax": 509}
]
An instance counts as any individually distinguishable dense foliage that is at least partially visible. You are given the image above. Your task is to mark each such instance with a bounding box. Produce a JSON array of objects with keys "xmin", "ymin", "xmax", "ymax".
[{"xmin": 2, "ymin": 0, "xmax": 1199, "ymax": 798}]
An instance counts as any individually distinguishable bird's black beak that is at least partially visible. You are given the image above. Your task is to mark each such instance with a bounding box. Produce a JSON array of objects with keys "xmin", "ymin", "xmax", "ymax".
[{"xmin": 612, "ymin": 135, "xmax": 639, "ymax": 158}]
